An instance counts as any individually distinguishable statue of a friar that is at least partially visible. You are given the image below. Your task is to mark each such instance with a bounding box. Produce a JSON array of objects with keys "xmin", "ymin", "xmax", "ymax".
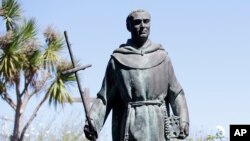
[{"xmin": 84, "ymin": 9, "xmax": 189, "ymax": 141}]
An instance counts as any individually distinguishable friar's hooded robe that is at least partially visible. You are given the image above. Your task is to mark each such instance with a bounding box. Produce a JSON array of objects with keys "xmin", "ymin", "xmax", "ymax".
[{"xmin": 89, "ymin": 39, "xmax": 184, "ymax": 141}]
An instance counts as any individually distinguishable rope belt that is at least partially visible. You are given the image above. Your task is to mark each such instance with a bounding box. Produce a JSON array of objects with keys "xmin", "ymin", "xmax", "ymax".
[
  {"xmin": 124, "ymin": 100, "xmax": 165, "ymax": 141},
  {"xmin": 128, "ymin": 100, "xmax": 163, "ymax": 107}
]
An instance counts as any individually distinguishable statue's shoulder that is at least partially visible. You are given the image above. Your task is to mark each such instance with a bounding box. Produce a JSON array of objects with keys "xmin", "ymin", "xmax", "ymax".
[
  {"xmin": 110, "ymin": 41, "xmax": 169, "ymax": 69},
  {"xmin": 119, "ymin": 43, "xmax": 127, "ymax": 48},
  {"xmin": 149, "ymin": 43, "xmax": 172, "ymax": 64}
]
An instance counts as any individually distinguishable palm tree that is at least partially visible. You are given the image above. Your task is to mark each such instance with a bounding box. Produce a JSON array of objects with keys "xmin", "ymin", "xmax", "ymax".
[{"xmin": 0, "ymin": 0, "xmax": 76, "ymax": 141}]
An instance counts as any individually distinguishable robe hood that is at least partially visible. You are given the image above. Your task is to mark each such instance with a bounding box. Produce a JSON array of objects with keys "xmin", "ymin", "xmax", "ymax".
[{"xmin": 111, "ymin": 39, "xmax": 167, "ymax": 69}]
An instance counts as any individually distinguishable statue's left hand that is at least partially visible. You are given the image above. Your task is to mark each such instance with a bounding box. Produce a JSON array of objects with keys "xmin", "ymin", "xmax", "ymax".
[{"xmin": 178, "ymin": 121, "xmax": 189, "ymax": 139}]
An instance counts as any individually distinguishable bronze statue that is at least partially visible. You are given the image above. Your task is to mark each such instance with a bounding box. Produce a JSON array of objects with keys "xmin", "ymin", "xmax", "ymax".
[{"xmin": 84, "ymin": 9, "xmax": 189, "ymax": 141}]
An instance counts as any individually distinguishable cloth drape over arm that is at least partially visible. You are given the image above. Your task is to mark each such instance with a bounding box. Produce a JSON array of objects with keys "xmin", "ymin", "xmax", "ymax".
[
  {"xmin": 167, "ymin": 58, "xmax": 189, "ymax": 124},
  {"xmin": 88, "ymin": 59, "xmax": 118, "ymax": 134}
]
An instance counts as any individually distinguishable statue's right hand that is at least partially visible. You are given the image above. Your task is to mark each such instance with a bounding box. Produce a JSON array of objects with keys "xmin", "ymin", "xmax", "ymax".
[
  {"xmin": 178, "ymin": 121, "xmax": 189, "ymax": 139},
  {"xmin": 84, "ymin": 122, "xmax": 97, "ymax": 140}
]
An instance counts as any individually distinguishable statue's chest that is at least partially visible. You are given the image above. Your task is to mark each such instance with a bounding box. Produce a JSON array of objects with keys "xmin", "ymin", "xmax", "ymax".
[{"xmin": 117, "ymin": 64, "xmax": 169, "ymax": 101}]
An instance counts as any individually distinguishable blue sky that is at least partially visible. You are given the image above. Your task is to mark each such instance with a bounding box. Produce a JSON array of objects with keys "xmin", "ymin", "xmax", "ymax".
[{"xmin": 1, "ymin": 0, "xmax": 250, "ymax": 139}]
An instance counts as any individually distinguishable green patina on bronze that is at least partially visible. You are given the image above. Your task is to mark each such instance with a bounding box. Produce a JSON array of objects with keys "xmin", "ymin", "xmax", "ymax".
[{"xmin": 84, "ymin": 9, "xmax": 189, "ymax": 141}]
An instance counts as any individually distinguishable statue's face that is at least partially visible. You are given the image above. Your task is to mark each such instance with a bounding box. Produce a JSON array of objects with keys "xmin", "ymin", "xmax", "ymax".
[{"xmin": 129, "ymin": 11, "xmax": 151, "ymax": 41}]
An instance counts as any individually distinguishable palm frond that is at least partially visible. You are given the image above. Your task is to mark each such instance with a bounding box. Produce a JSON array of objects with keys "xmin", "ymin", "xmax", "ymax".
[
  {"xmin": 0, "ymin": 18, "xmax": 37, "ymax": 82},
  {"xmin": 0, "ymin": 80, "xmax": 6, "ymax": 93},
  {"xmin": 48, "ymin": 78, "xmax": 73, "ymax": 107},
  {"xmin": 57, "ymin": 60, "xmax": 76, "ymax": 85},
  {"xmin": 2, "ymin": 0, "xmax": 22, "ymax": 30},
  {"xmin": 1, "ymin": 18, "xmax": 37, "ymax": 56},
  {"xmin": 0, "ymin": 52, "xmax": 22, "ymax": 81},
  {"xmin": 29, "ymin": 50, "xmax": 42, "ymax": 67},
  {"xmin": 47, "ymin": 59, "xmax": 77, "ymax": 107},
  {"xmin": 42, "ymin": 27, "xmax": 64, "ymax": 72},
  {"xmin": 14, "ymin": 18, "xmax": 37, "ymax": 46}
]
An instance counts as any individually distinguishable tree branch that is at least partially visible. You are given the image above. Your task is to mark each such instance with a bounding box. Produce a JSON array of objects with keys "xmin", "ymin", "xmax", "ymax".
[
  {"xmin": 28, "ymin": 71, "xmax": 50, "ymax": 100},
  {"xmin": 21, "ymin": 71, "xmax": 35, "ymax": 97},
  {"xmin": 28, "ymin": 83, "xmax": 44, "ymax": 100},
  {"xmin": 0, "ymin": 8, "xmax": 4, "ymax": 16},
  {"xmin": 15, "ymin": 77, "xmax": 21, "ymax": 100},
  {"xmin": 0, "ymin": 92, "xmax": 16, "ymax": 110},
  {"xmin": 19, "ymin": 92, "xmax": 49, "ymax": 141},
  {"xmin": 20, "ymin": 91, "xmax": 30, "ymax": 115}
]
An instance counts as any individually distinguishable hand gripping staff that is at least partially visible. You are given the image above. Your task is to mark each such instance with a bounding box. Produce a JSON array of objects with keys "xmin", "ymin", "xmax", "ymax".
[{"xmin": 63, "ymin": 31, "xmax": 96, "ymax": 141}]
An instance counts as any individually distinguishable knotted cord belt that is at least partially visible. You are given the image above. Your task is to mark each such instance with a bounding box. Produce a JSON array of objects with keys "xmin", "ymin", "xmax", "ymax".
[
  {"xmin": 128, "ymin": 100, "xmax": 163, "ymax": 107},
  {"xmin": 124, "ymin": 100, "xmax": 165, "ymax": 141}
]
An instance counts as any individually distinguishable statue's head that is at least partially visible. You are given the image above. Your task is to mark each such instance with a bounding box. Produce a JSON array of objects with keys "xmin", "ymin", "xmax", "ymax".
[{"xmin": 126, "ymin": 9, "xmax": 151, "ymax": 43}]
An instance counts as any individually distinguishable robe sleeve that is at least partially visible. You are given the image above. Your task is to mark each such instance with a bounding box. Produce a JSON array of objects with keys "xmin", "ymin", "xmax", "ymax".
[
  {"xmin": 167, "ymin": 57, "xmax": 189, "ymax": 123},
  {"xmin": 88, "ymin": 58, "xmax": 118, "ymax": 134},
  {"xmin": 167, "ymin": 57, "xmax": 183, "ymax": 99}
]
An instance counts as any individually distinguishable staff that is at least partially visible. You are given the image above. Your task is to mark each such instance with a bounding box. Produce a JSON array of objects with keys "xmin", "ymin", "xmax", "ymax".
[{"xmin": 63, "ymin": 31, "xmax": 96, "ymax": 141}]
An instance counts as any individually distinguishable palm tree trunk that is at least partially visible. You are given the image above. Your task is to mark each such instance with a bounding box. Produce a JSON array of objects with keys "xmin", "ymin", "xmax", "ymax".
[
  {"xmin": 11, "ymin": 78, "xmax": 22, "ymax": 141},
  {"xmin": 19, "ymin": 92, "xmax": 49, "ymax": 141},
  {"xmin": 12, "ymin": 98, "xmax": 22, "ymax": 141}
]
